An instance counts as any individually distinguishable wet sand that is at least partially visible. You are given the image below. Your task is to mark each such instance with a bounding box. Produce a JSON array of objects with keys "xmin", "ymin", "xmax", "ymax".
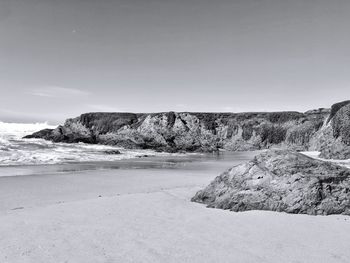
[{"xmin": 0, "ymin": 152, "xmax": 252, "ymax": 212}]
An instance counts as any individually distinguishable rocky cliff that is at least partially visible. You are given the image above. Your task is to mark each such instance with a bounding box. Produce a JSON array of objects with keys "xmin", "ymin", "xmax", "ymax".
[
  {"xmin": 25, "ymin": 109, "xmax": 329, "ymax": 152},
  {"xmin": 318, "ymin": 101, "xmax": 350, "ymax": 159},
  {"xmin": 192, "ymin": 150, "xmax": 350, "ymax": 215}
]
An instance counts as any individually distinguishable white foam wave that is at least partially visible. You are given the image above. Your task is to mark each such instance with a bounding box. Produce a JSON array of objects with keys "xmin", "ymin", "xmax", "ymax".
[
  {"xmin": 0, "ymin": 121, "xmax": 175, "ymax": 166},
  {"xmin": 0, "ymin": 121, "xmax": 57, "ymax": 139},
  {"xmin": 0, "ymin": 140, "xmax": 166, "ymax": 166}
]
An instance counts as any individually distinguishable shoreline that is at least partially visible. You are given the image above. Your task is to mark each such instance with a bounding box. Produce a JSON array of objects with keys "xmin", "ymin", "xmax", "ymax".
[{"xmin": 1, "ymin": 151, "xmax": 350, "ymax": 262}]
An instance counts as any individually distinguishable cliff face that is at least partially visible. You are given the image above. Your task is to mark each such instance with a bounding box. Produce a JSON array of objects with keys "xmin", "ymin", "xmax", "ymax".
[
  {"xmin": 192, "ymin": 150, "xmax": 350, "ymax": 215},
  {"xmin": 25, "ymin": 109, "xmax": 329, "ymax": 152},
  {"xmin": 319, "ymin": 101, "xmax": 350, "ymax": 159}
]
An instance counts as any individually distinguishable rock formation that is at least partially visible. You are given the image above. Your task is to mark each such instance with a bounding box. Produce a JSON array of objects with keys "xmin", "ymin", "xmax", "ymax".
[
  {"xmin": 24, "ymin": 100, "xmax": 350, "ymax": 156},
  {"xmin": 25, "ymin": 110, "xmax": 328, "ymax": 152},
  {"xmin": 192, "ymin": 150, "xmax": 350, "ymax": 215},
  {"xmin": 319, "ymin": 101, "xmax": 350, "ymax": 159}
]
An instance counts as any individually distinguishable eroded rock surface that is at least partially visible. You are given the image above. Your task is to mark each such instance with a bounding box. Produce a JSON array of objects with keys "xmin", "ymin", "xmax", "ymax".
[
  {"xmin": 320, "ymin": 101, "xmax": 350, "ymax": 159},
  {"xmin": 192, "ymin": 150, "xmax": 350, "ymax": 215},
  {"xmin": 24, "ymin": 110, "xmax": 328, "ymax": 152}
]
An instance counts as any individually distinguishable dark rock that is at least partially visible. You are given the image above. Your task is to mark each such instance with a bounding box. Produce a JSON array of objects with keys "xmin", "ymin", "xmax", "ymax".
[
  {"xmin": 137, "ymin": 154, "xmax": 150, "ymax": 158},
  {"xmin": 267, "ymin": 111, "xmax": 304, "ymax": 123},
  {"xmin": 192, "ymin": 150, "xmax": 350, "ymax": 215},
  {"xmin": 286, "ymin": 119, "xmax": 324, "ymax": 146},
  {"xmin": 260, "ymin": 124, "xmax": 287, "ymax": 145},
  {"xmin": 104, "ymin": 150, "xmax": 121, "ymax": 155},
  {"xmin": 241, "ymin": 123, "xmax": 254, "ymax": 141},
  {"xmin": 166, "ymin": 111, "xmax": 176, "ymax": 128},
  {"xmin": 23, "ymin": 128, "xmax": 54, "ymax": 140}
]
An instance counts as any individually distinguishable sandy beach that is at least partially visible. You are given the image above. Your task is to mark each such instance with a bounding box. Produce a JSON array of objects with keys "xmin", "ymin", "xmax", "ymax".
[
  {"xmin": 2, "ymin": 0, "xmax": 350, "ymax": 261},
  {"xmin": 1, "ymin": 153, "xmax": 350, "ymax": 263}
]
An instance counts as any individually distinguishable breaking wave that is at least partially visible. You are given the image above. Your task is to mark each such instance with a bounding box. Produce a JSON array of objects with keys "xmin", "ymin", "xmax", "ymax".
[{"xmin": 0, "ymin": 121, "xmax": 170, "ymax": 166}]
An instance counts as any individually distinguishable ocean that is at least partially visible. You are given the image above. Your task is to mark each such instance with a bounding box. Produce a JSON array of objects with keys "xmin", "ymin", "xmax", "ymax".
[
  {"xmin": 0, "ymin": 121, "xmax": 251, "ymax": 178},
  {"xmin": 0, "ymin": 121, "xmax": 174, "ymax": 167}
]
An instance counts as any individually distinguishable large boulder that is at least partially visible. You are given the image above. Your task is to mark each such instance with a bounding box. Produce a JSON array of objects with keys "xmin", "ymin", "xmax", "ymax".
[
  {"xmin": 192, "ymin": 150, "xmax": 350, "ymax": 215},
  {"xmin": 24, "ymin": 124, "xmax": 96, "ymax": 144}
]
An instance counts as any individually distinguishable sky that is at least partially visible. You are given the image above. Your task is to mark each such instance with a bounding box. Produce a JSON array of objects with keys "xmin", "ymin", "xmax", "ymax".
[{"xmin": 0, "ymin": 0, "xmax": 350, "ymax": 124}]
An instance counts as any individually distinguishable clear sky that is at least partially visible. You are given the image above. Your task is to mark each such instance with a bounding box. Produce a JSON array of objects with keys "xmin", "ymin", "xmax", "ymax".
[{"xmin": 0, "ymin": 0, "xmax": 350, "ymax": 124}]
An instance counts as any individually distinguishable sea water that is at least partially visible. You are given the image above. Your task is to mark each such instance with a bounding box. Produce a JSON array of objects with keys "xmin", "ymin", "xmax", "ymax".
[{"xmin": 0, "ymin": 121, "xmax": 174, "ymax": 167}]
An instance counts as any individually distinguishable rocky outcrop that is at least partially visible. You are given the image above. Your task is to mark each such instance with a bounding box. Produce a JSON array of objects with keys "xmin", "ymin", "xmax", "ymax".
[
  {"xmin": 25, "ymin": 110, "xmax": 328, "ymax": 152},
  {"xmin": 192, "ymin": 150, "xmax": 350, "ymax": 215},
  {"xmin": 327, "ymin": 100, "xmax": 350, "ymax": 124},
  {"xmin": 319, "ymin": 101, "xmax": 350, "ymax": 159}
]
